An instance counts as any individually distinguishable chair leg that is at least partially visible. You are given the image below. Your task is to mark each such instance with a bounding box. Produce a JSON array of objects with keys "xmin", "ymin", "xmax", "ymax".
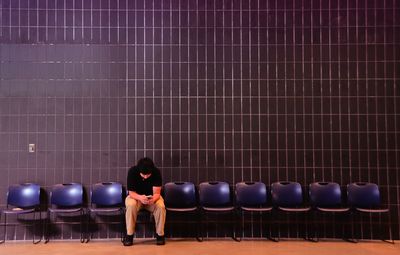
[
  {"xmin": 304, "ymin": 212, "xmax": 309, "ymax": 241},
  {"xmin": 277, "ymin": 211, "xmax": 282, "ymax": 241},
  {"xmin": 347, "ymin": 211, "xmax": 358, "ymax": 243},
  {"xmin": 33, "ymin": 211, "xmax": 42, "ymax": 244},
  {"xmin": 120, "ymin": 209, "xmax": 125, "ymax": 243},
  {"xmin": 357, "ymin": 212, "xmax": 362, "ymax": 242},
  {"xmin": 269, "ymin": 210, "xmax": 279, "ymax": 242},
  {"xmin": 279, "ymin": 211, "xmax": 285, "ymax": 241},
  {"xmin": 198, "ymin": 210, "xmax": 204, "ymax": 242},
  {"xmin": 2, "ymin": 214, "xmax": 7, "ymax": 244},
  {"xmin": 32, "ymin": 212, "xmax": 36, "ymax": 244},
  {"xmin": 237, "ymin": 210, "xmax": 244, "ymax": 242},
  {"xmin": 86, "ymin": 211, "xmax": 91, "ymax": 243},
  {"xmin": 195, "ymin": 211, "xmax": 202, "ymax": 242},
  {"xmin": 265, "ymin": 212, "xmax": 274, "ymax": 241},
  {"xmin": 44, "ymin": 211, "xmax": 50, "ymax": 243},
  {"xmin": 341, "ymin": 212, "xmax": 356, "ymax": 243},
  {"xmin": 350, "ymin": 211, "xmax": 355, "ymax": 241},
  {"xmin": 340, "ymin": 213, "xmax": 345, "ymax": 241},
  {"xmin": 39, "ymin": 210, "xmax": 43, "ymax": 243},
  {"xmin": 309, "ymin": 211, "xmax": 319, "ymax": 242},
  {"xmin": 0, "ymin": 213, "xmax": 5, "ymax": 244},
  {"xmin": 314, "ymin": 211, "xmax": 320, "ymax": 242},
  {"xmin": 232, "ymin": 211, "xmax": 240, "ymax": 242},
  {"xmin": 382, "ymin": 212, "xmax": 395, "ymax": 244},
  {"xmin": 80, "ymin": 210, "xmax": 85, "ymax": 243}
]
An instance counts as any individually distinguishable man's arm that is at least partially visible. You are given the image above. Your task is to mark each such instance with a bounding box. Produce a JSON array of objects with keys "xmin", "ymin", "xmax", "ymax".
[
  {"xmin": 129, "ymin": 190, "xmax": 150, "ymax": 204},
  {"xmin": 148, "ymin": 186, "xmax": 161, "ymax": 204}
]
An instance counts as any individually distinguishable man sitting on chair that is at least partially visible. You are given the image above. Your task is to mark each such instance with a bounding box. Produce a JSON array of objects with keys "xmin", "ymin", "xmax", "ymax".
[{"xmin": 123, "ymin": 157, "xmax": 166, "ymax": 246}]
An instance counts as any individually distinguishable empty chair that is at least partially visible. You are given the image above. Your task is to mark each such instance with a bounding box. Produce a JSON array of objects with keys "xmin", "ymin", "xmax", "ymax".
[
  {"xmin": 347, "ymin": 182, "xmax": 393, "ymax": 243},
  {"xmin": 235, "ymin": 182, "xmax": 272, "ymax": 240},
  {"xmin": 271, "ymin": 181, "xmax": 310, "ymax": 241},
  {"xmin": 164, "ymin": 182, "xmax": 199, "ymax": 240},
  {"xmin": 309, "ymin": 182, "xmax": 350, "ymax": 241},
  {"xmin": 87, "ymin": 182, "xmax": 124, "ymax": 243},
  {"xmin": 0, "ymin": 183, "xmax": 41, "ymax": 244},
  {"xmin": 45, "ymin": 183, "xmax": 85, "ymax": 243},
  {"xmin": 198, "ymin": 181, "xmax": 238, "ymax": 241}
]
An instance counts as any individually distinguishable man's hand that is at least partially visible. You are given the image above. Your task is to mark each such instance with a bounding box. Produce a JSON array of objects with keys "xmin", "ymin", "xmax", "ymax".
[
  {"xmin": 147, "ymin": 196, "xmax": 155, "ymax": 205},
  {"xmin": 139, "ymin": 195, "xmax": 150, "ymax": 204}
]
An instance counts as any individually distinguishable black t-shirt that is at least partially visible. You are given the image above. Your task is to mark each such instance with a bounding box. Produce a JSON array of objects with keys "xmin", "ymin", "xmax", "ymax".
[{"xmin": 127, "ymin": 166, "xmax": 162, "ymax": 195}]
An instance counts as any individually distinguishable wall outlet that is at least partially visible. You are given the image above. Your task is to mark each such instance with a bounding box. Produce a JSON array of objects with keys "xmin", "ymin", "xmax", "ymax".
[{"xmin": 28, "ymin": 144, "xmax": 35, "ymax": 153}]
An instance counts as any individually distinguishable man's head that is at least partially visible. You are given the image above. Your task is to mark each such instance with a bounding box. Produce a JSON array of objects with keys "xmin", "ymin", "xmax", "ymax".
[{"xmin": 137, "ymin": 157, "xmax": 155, "ymax": 176}]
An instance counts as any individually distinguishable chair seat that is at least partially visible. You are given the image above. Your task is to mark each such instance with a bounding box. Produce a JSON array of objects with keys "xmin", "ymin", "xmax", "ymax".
[
  {"xmin": 2, "ymin": 208, "xmax": 35, "ymax": 214},
  {"xmin": 88, "ymin": 207, "xmax": 122, "ymax": 213},
  {"xmin": 202, "ymin": 206, "xmax": 235, "ymax": 212},
  {"xmin": 166, "ymin": 207, "xmax": 198, "ymax": 212},
  {"xmin": 316, "ymin": 207, "xmax": 350, "ymax": 213},
  {"xmin": 240, "ymin": 206, "xmax": 273, "ymax": 212},
  {"xmin": 48, "ymin": 207, "xmax": 83, "ymax": 213},
  {"xmin": 356, "ymin": 207, "xmax": 389, "ymax": 213},
  {"xmin": 278, "ymin": 206, "xmax": 310, "ymax": 212}
]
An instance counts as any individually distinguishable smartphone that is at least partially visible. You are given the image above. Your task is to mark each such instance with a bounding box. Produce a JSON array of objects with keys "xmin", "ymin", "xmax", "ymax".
[{"xmin": 146, "ymin": 195, "xmax": 153, "ymax": 199}]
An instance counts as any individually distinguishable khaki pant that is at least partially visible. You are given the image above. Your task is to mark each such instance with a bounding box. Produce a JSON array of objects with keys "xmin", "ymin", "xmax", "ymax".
[{"xmin": 125, "ymin": 196, "xmax": 166, "ymax": 236}]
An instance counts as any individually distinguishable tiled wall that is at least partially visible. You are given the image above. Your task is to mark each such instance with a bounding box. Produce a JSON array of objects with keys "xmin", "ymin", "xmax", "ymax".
[{"xmin": 0, "ymin": 0, "xmax": 399, "ymax": 240}]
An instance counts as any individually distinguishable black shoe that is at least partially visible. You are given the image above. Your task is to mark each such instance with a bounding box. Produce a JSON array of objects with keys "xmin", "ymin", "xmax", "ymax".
[
  {"xmin": 156, "ymin": 234, "xmax": 165, "ymax": 245},
  {"xmin": 123, "ymin": 235, "xmax": 134, "ymax": 246}
]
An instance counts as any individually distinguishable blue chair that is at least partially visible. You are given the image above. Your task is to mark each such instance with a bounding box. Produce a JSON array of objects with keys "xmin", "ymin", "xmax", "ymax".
[
  {"xmin": 235, "ymin": 182, "xmax": 272, "ymax": 241},
  {"xmin": 45, "ymin": 183, "xmax": 85, "ymax": 243},
  {"xmin": 198, "ymin": 181, "xmax": 238, "ymax": 241},
  {"xmin": 347, "ymin": 182, "xmax": 393, "ymax": 243},
  {"xmin": 309, "ymin": 182, "xmax": 350, "ymax": 241},
  {"xmin": 87, "ymin": 182, "xmax": 124, "ymax": 243},
  {"xmin": 0, "ymin": 183, "xmax": 41, "ymax": 244},
  {"xmin": 164, "ymin": 182, "xmax": 199, "ymax": 240},
  {"xmin": 271, "ymin": 181, "xmax": 310, "ymax": 241}
]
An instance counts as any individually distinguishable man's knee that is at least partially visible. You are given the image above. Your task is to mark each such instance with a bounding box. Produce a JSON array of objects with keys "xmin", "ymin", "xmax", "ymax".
[
  {"xmin": 125, "ymin": 196, "xmax": 138, "ymax": 209},
  {"xmin": 155, "ymin": 200, "xmax": 166, "ymax": 211}
]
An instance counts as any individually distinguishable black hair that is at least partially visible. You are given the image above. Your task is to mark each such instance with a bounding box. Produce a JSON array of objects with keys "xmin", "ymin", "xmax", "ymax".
[{"xmin": 136, "ymin": 157, "xmax": 155, "ymax": 174}]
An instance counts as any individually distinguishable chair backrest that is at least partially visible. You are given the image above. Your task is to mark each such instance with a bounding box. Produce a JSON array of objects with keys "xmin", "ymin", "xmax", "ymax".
[
  {"xmin": 164, "ymin": 182, "xmax": 197, "ymax": 208},
  {"xmin": 347, "ymin": 182, "xmax": 381, "ymax": 208},
  {"xmin": 271, "ymin": 181, "xmax": 303, "ymax": 207},
  {"xmin": 50, "ymin": 183, "xmax": 83, "ymax": 207},
  {"xmin": 235, "ymin": 182, "xmax": 267, "ymax": 206},
  {"xmin": 309, "ymin": 182, "xmax": 342, "ymax": 207},
  {"xmin": 91, "ymin": 182, "xmax": 123, "ymax": 207},
  {"xmin": 7, "ymin": 183, "xmax": 40, "ymax": 208},
  {"xmin": 199, "ymin": 181, "xmax": 231, "ymax": 207}
]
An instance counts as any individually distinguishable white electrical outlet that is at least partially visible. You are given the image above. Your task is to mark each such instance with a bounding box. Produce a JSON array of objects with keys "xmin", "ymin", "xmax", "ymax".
[{"xmin": 28, "ymin": 144, "xmax": 35, "ymax": 153}]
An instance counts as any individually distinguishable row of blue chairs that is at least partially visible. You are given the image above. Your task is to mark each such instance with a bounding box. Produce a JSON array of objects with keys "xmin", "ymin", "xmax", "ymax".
[
  {"xmin": 0, "ymin": 181, "xmax": 393, "ymax": 244},
  {"xmin": 165, "ymin": 181, "xmax": 392, "ymax": 243},
  {"xmin": 0, "ymin": 182, "xmax": 122, "ymax": 244}
]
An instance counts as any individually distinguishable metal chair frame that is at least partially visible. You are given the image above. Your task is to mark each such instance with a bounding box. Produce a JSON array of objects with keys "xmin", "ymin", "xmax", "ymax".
[
  {"xmin": 45, "ymin": 183, "xmax": 85, "ymax": 243},
  {"xmin": 347, "ymin": 182, "xmax": 394, "ymax": 244},
  {"xmin": 198, "ymin": 181, "xmax": 239, "ymax": 241},
  {"xmin": 164, "ymin": 182, "xmax": 200, "ymax": 241},
  {"xmin": 309, "ymin": 182, "xmax": 351, "ymax": 242},
  {"xmin": 235, "ymin": 181, "xmax": 273, "ymax": 241},
  {"xmin": 271, "ymin": 181, "xmax": 311, "ymax": 241},
  {"xmin": 86, "ymin": 182, "xmax": 124, "ymax": 243},
  {"xmin": 0, "ymin": 183, "xmax": 42, "ymax": 244}
]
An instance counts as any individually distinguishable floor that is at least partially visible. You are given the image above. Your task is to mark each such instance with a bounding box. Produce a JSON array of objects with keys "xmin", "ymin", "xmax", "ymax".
[{"xmin": 0, "ymin": 239, "xmax": 398, "ymax": 255}]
